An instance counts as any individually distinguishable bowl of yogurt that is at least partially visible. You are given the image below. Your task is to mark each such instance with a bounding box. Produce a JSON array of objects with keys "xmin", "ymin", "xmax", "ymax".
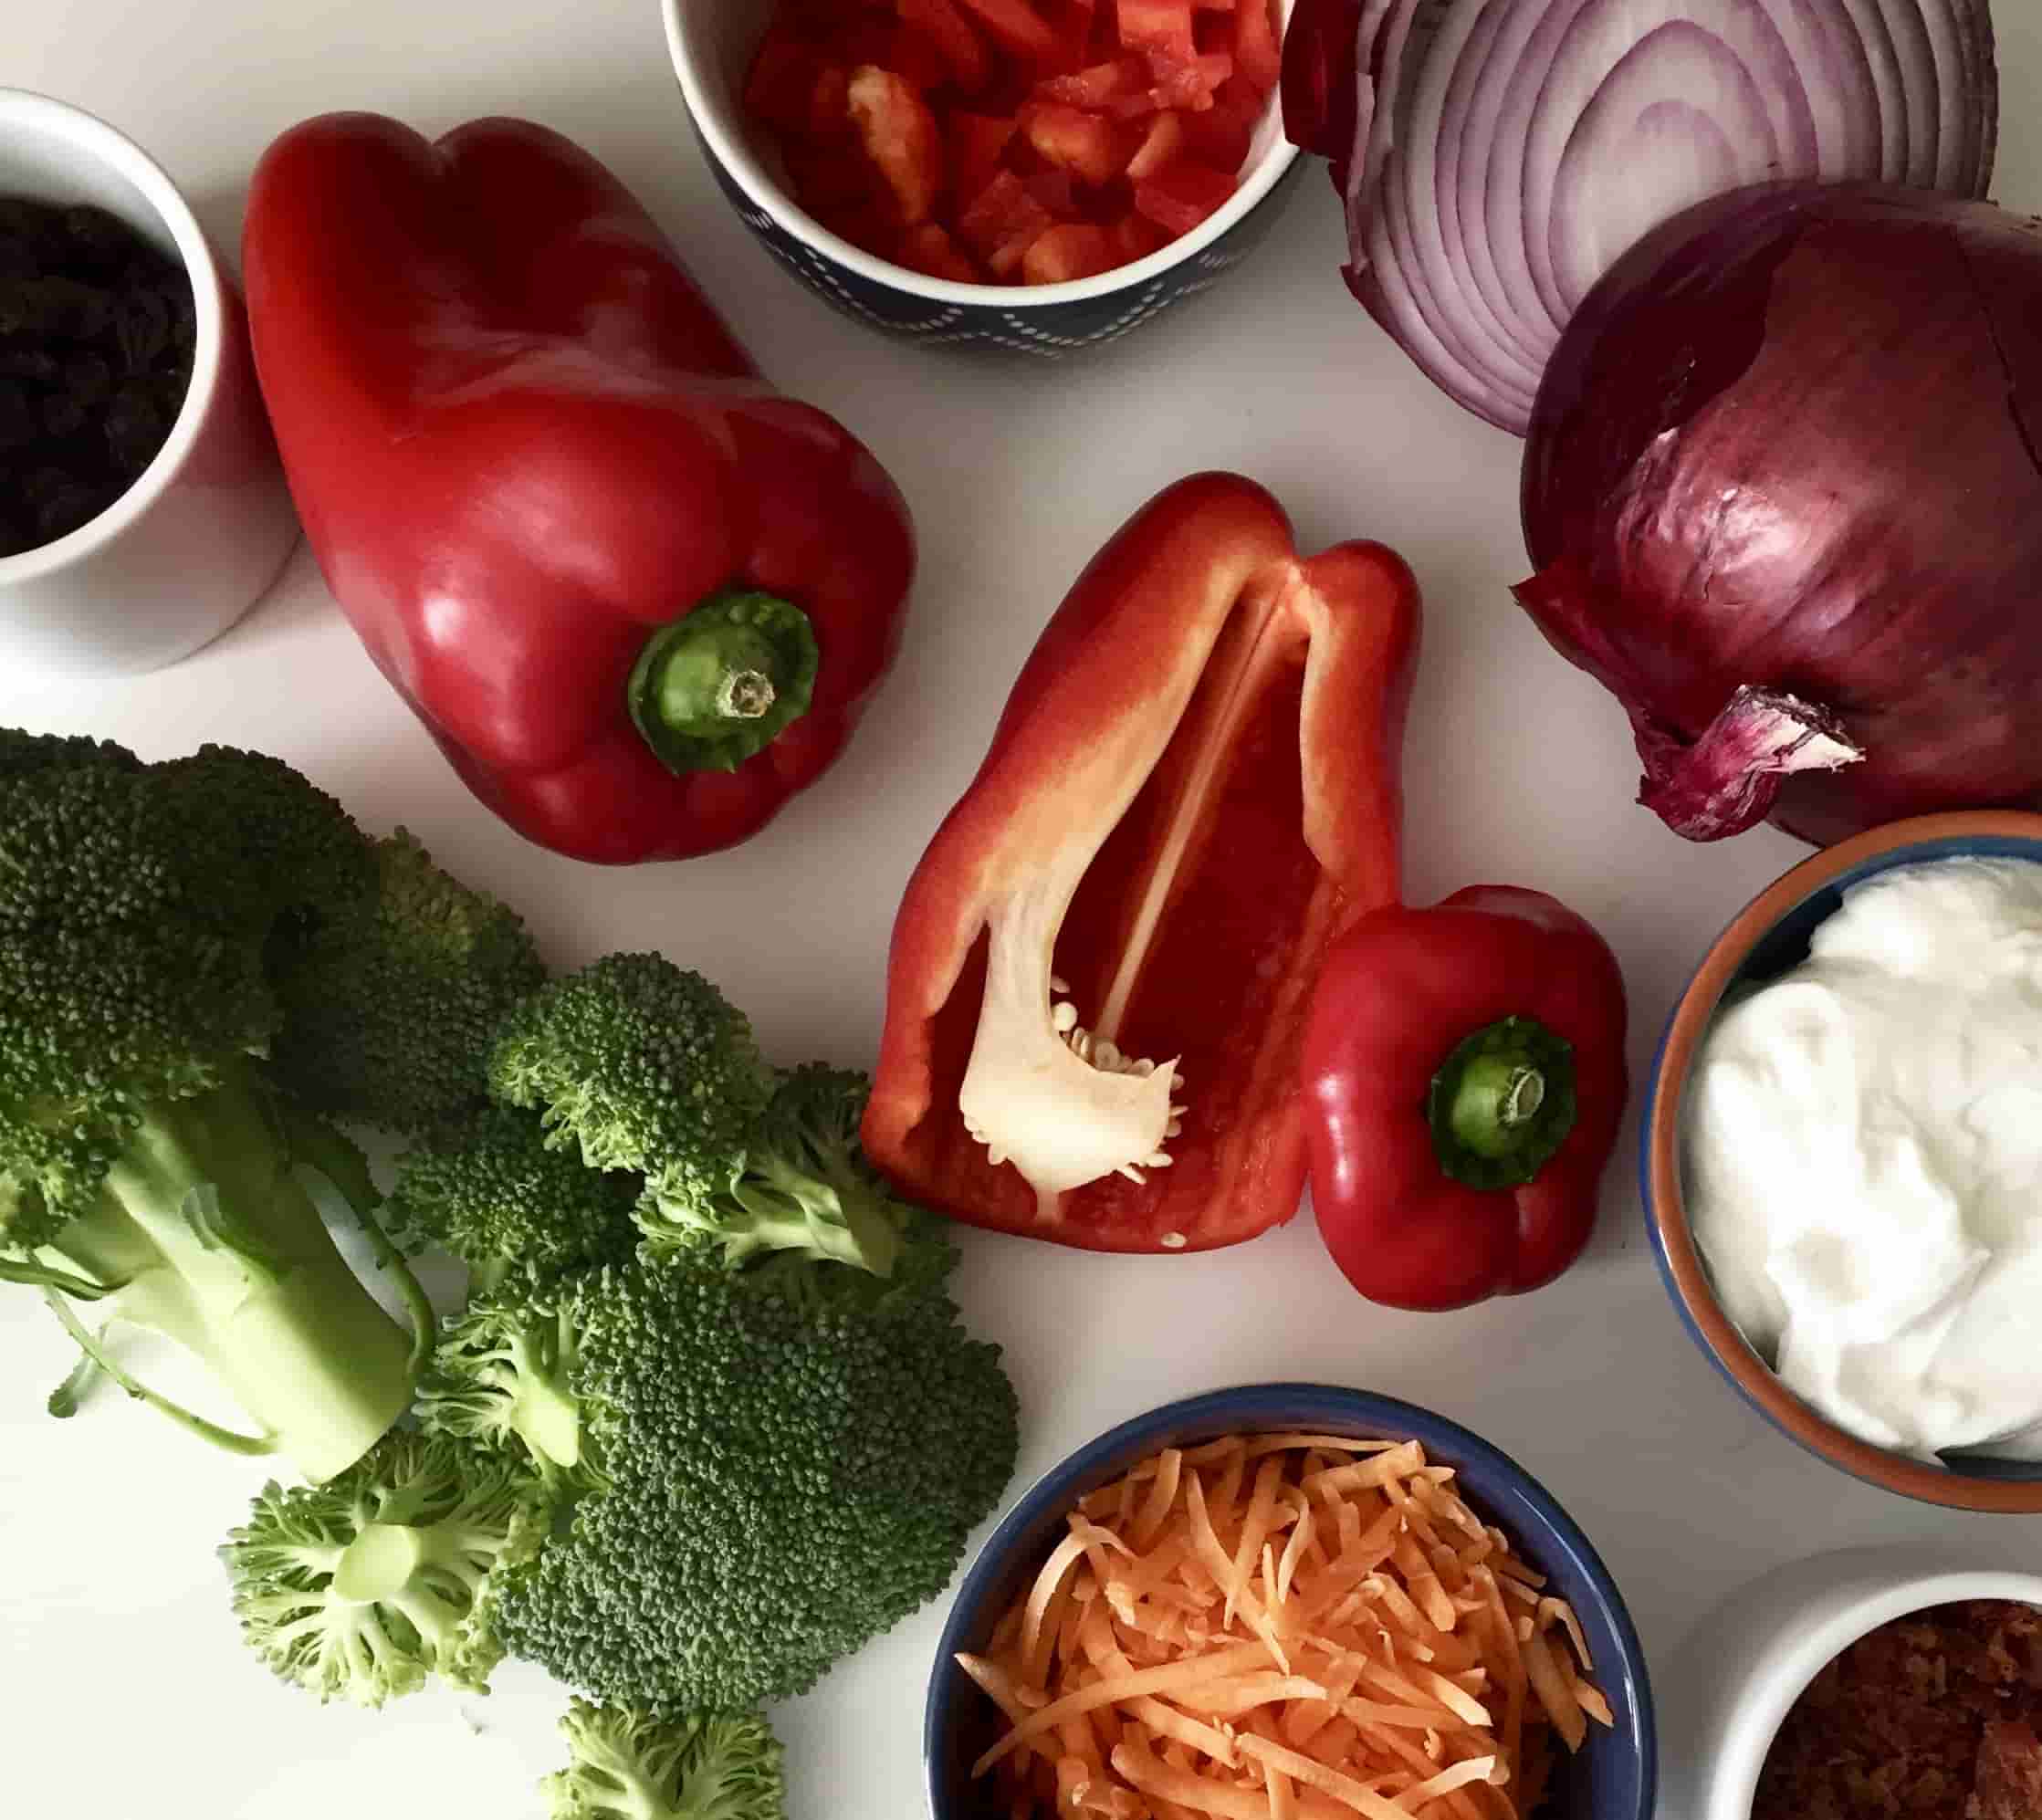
[{"xmin": 1642, "ymin": 811, "xmax": 2042, "ymax": 1512}]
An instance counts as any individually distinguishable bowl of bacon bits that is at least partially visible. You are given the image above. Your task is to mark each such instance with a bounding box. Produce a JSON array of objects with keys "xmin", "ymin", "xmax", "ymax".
[
  {"xmin": 1662, "ymin": 1549, "xmax": 2042, "ymax": 1820},
  {"xmin": 927, "ymin": 1383, "xmax": 1655, "ymax": 1820},
  {"xmin": 661, "ymin": 0, "xmax": 1301, "ymax": 354}
]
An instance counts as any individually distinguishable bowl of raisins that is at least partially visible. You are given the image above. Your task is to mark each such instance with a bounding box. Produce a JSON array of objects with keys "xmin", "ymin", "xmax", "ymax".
[{"xmin": 0, "ymin": 89, "xmax": 298, "ymax": 675}]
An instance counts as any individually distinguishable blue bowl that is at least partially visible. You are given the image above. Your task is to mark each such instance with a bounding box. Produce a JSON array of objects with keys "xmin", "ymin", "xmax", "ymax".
[
  {"xmin": 925, "ymin": 1382, "xmax": 1656, "ymax": 1819},
  {"xmin": 1640, "ymin": 811, "xmax": 2042, "ymax": 1513},
  {"xmin": 662, "ymin": 0, "xmax": 1303, "ymax": 356}
]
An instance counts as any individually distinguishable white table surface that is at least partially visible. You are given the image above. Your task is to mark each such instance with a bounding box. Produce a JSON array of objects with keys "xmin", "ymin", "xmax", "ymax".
[{"xmin": 7, "ymin": 5, "xmax": 2042, "ymax": 1816}]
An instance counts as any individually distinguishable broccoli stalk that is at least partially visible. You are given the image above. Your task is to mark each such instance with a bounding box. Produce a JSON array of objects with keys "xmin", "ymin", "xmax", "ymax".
[
  {"xmin": 0, "ymin": 733, "xmax": 518, "ymax": 1480},
  {"xmin": 542, "ymin": 1700, "xmax": 786, "ymax": 1820},
  {"xmin": 223, "ymin": 1429, "xmax": 546, "ymax": 1706},
  {"xmin": 12, "ymin": 1062, "xmax": 424, "ymax": 1482}
]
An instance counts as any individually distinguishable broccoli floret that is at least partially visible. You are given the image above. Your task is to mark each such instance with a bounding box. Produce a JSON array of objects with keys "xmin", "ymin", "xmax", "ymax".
[
  {"xmin": 633, "ymin": 1065, "xmax": 959, "ymax": 1293},
  {"xmin": 416, "ymin": 1292, "xmax": 600, "ymax": 1491},
  {"xmin": 487, "ymin": 954, "xmax": 773, "ymax": 1209},
  {"xmin": 0, "ymin": 733, "xmax": 433, "ymax": 1480},
  {"xmin": 267, "ymin": 828, "xmax": 546, "ymax": 1132},
  {"xmin": 542, "ymin": 1700, "xmax": 786, "ymax": 1820},
  {"xmin": 493, "ymin": 1256, "xmax": 1019, "ymax": 1710},
  {"xmin": 223, "ymin": 1429, "xmax": 546, "ymax": 1706},
  {"xmin": 389, "ymin": 1103, "xmax": 640, "ymax": 1296}
]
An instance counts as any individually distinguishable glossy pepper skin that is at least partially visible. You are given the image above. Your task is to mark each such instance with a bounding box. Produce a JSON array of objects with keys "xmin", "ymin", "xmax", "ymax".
[
  {"xmin": 863, "ymin": 474, "xmax": 1419, "ymax": 1253},
  {"xmin": 1302, "ymin": 887, "xmax": 1628, "ymax": 1310},
  {"xmin": 242, "ymin": 113, "xmax": 915, "ymax": 863}
]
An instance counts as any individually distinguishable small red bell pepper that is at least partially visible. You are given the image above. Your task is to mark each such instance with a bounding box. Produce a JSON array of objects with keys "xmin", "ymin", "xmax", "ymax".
[
  {"xmin": 862, "ymin": 474, "xmax": 1419, "ymax": 1253},
  {"xmin": 242, "ymin": 113, "xmax": 916, "ymax": 864},
  {"xmin": 1301, "ymin": 887, "xmax": 1629, "ymax": 1310}
]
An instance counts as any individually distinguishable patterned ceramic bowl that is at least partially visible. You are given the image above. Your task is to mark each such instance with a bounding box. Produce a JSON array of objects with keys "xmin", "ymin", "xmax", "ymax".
[{"xmin": 661, "ymin": 0, "xmax": 1302, "ymax": 355}]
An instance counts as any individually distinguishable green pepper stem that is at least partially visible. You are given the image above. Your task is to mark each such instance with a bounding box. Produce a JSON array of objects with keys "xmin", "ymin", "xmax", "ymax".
[
  {"xmin": 1427, "ymin": 1017, "xmax": 1578, "ymax": 1191},
  {"xmin": 627, "ymin": 590, "xmax": 821, "ymax": 776}
]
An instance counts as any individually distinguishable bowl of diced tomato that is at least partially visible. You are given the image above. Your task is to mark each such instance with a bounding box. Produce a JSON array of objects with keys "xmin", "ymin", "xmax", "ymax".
[{"xmin": 662, "ymin": 0, "xmax": 1301, "ymax": 355}]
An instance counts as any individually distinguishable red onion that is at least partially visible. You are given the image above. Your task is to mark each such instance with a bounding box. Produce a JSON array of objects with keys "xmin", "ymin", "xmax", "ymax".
[
  {"xmin": 1281, "ymin": 0, "xmax": 1998, "ymax": 434},
  {"xmin": 1517, "ymin": 183, "xmax": 2042, "ymax": 846}
]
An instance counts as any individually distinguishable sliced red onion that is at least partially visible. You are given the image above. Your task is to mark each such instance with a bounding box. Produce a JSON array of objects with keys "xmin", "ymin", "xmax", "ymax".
[{"xmin": 1283, "ymin": 0, "xmax": 1998, "ymax": 434}]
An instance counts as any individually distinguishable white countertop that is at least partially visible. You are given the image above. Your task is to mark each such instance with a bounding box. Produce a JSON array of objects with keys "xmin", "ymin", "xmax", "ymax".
[{"xmin": 6, "ymin": 5, "xmax": 2042, "ymax": 1816}]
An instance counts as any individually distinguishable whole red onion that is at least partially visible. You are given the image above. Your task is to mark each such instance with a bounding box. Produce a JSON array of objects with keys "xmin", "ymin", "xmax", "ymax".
[{"xmin": 1517, "ymin": 183, "xmax": 2042, "ymax": 845}]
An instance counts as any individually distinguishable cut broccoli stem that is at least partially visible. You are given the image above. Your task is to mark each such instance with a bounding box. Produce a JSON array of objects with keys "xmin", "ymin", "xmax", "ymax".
[
  {"xmin": 38, "ymin": 1062, "xmax": 418, "ymax": 1480},
  {"xmin": 42, "ymin": 1291, "xmax": 278, "ymax": 1456}
]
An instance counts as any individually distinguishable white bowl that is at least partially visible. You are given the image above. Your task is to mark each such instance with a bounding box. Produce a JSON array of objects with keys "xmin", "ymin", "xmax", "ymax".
[
  {"xmin": 0, "ymin": 89, "xmax": 298, "ymax": 677},
  {"xmin": 661, "ymin": 0, "xmax": 1302, "ymax": 353},
  {"xmin": 1660, "ymin": 1546, "xmax": 2042, "ymax": 1820}
]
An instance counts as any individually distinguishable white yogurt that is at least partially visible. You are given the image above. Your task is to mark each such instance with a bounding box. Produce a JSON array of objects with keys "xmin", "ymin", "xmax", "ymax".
[{"xmin": 1685, "ymin": 857, "xmax": 2042, "ymax": 1462}]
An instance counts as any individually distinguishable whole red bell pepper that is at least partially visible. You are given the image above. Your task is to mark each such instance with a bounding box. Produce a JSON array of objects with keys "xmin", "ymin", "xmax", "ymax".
[
  {"xmin": 242, "ymin": 113, "xmax": 915, "ymax": 863},
  {"xmin": 1301, "ymin": 887, "xmax": 1629, "ymax": 1310},
  {"xmin": 862, "ymin": 474, "xmax": 1419, "ymax": 1253}
]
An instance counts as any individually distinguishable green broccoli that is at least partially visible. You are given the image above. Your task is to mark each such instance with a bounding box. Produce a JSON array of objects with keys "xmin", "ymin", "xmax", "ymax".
[
  {"xmin": 487, "ymin": 953, "xmax": 774, "ymax": 1212},
  {"xmin": 541, "ymin": 1700, "xmax": 786, "ymax": 1820},
  {"xmin": 416, "ymin": 1292, "xmax": 600, "ymax": 1491},
  {"xmin": 492, "ymin": 1254, "xmax": 1019, "ymax": 1711},
  {"xmin": 387, "ymin": 1104, "xmax": 641, "ymax": 1297},
  {"xmin": 222, "ymin": 1428, "xmax": 547, "ymax": 1706},
  {"xmin": 0, "ymin": 733, "xmax": 432, "ymax": 1480},
  {"xmin": 267, "ymin": 828, "xmax": 546, "ymax": 1133},
  {"xmin": 633, "ymin": 1065, "xmax": 959, "ymax": 1292}
]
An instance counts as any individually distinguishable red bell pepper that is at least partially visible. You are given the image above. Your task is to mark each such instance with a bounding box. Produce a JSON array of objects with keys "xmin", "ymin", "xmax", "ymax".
[
  {"xmin": 1300, "ymin": 887, "xmax": 1629, "ymax": 1310},
  {"xmin": 242, "ymin": 113, "xmax": 916, "ymax": 864},
  {"xmin": 862, "ymin": 474, "xmax": 1419, "ymax": 1252}
]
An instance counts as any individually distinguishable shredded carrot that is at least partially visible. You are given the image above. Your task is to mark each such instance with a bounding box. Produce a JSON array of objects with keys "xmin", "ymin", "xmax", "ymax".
[{"xmin": 962, "ymin": 1432, "xmax": 1607, "ymax": 1818}]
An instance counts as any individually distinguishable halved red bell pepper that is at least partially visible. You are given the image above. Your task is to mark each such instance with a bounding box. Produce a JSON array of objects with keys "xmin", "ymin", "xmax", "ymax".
[
  {"xmin": 862, "ymin": 474, "xmax": 1419, "ymax": 1253},
  {"xmin": 243, "ymin": 113, "xmax": 915, "ymax": 864},
  {"xmin": 1301, "ymin": 887, "xmax": 1629, "ymax": 1310}
]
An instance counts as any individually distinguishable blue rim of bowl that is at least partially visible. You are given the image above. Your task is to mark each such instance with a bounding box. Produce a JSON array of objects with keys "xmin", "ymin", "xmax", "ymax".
[
  {"xmin": 1640, "ymin": 810, "xmax": 2042, "ymax": 1513},
  {"xmin": 926, "ymin": 1381, "xmax": 1657, "ymax": 1818}
]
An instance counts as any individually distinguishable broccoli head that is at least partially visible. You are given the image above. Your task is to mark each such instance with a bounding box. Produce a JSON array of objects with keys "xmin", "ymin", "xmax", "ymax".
[
  {"xmin": 487, "ymin": 954, "xmax": 773, "ymax": 1208},
  {"xmin": 633, "ymin": 1065, "xmax": 959, "ymax": 1295},
  {"xmin": 388, "ymin": 1104, "xmax": 640, "ymax": 1296},
  {"xmin": 0, "ymin": 734, "xmax": 427, "ymax": 1479},
  {"xmin": 222, "ymin": 1428, "xmax": 547, "ymax": 1707},
  {"xmin": 416, "ymin": 1292, "xmax": 601, "ymax": 1492},
  {"xmin": 267, "ymin": 828, "xmax": 546, "ymax": 1132},
  {"xmin": 493, "ymin": 1255, "xmax": 1019, "ymax": 1710},
  {"xmin": 542, "ymin": 1700, "xmax": 786, "ymax": 1820}
]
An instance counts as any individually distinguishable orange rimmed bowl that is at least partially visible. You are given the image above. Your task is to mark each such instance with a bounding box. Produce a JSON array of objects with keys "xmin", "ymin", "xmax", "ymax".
[{"xmin": 1641, "ymin": 810, "xmax": 2042, "ymax": 1513}]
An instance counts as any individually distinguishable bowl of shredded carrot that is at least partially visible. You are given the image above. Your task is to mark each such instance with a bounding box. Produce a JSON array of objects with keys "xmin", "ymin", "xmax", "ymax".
[{"xmin": 926, "ymin": 1383, "xmax": 1655, "ymax": 1820}]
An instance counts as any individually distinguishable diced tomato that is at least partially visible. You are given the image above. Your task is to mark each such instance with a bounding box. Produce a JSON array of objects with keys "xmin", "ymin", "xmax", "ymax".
[
  {"xmin": 1126, "ymin": 110, "xmax": 1184, "ymax": 180},
  {"xmin": 1132, "ymin": 159, "xmax": 1236, "ymax": 233},
  {"xmin": 809, "ymin": 64, "xmax": 852, "ymax": 136},
  {"xmin": 955, "ymin": 0, "xmax": 1060, "ymax": 62},
  {"xmin": 1230, "ymin": 0, "xmax": 1281, "ymax": 93},
  {"xmin": 948, "ymin": 110, "xmax": 1018, "ymax": 208},
  {"xmin": 823, "ymin": 15, "xmax": 904, "ymax": 70},
  {"xmin": 847, "ymin": 65, "xmax": 946, "ymax": 224},
  {"xmin": 1024, "ymin": 168, "xmax": 1077, "ymax": 216},
  {"xmin": 1021, "ymin": 221, "xmax": 1118, "ymax": 282},
  {"xmin": 896, "ymin": 0, "xmax": 991, "ymax": 89},
  {"xmin": 744, "ymin": 24, "xmax": 827, "ymax": 137},
  {"xmin": 896, "ymin": 221, "xmax": 984, "ymax": 280},
  {"xmin": 1116, "ymin": 0, "xmax": 1198, "ymax": 62},
  {"xmin": 1146, "ymin": 48, "xmax": 1232, "ymax": 109},
  {"xmin": 1179, "ymin": 73, "xmax": 1261, "ymax": 169},
  {"xmin": 783, "ymin": 133, "xmax": 880, "ymax": 213},
  {"xmin": 1032, "ymin": 56, "xmax": 1147, "ymax": 106},
  {"xmin": 1021, "ymin": 101, "xmax": 1131, "ymax": 183},
  {"xmin": 958, "ymin": 168, "xmax": 1056, "ymax": 274},
  {"xmin": 1109, "ymin": 207, "xmax": 1172, "ymax": 261},
  {"xmin": 885, "ymin": 22, "xmax": 955, "ymax": 89}
]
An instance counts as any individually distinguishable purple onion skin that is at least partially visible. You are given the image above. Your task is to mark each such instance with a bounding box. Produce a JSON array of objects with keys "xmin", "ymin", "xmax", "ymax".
[{"xmin": 1516, "ymin": 181, "xmax": 2042, "ymax": 846}]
